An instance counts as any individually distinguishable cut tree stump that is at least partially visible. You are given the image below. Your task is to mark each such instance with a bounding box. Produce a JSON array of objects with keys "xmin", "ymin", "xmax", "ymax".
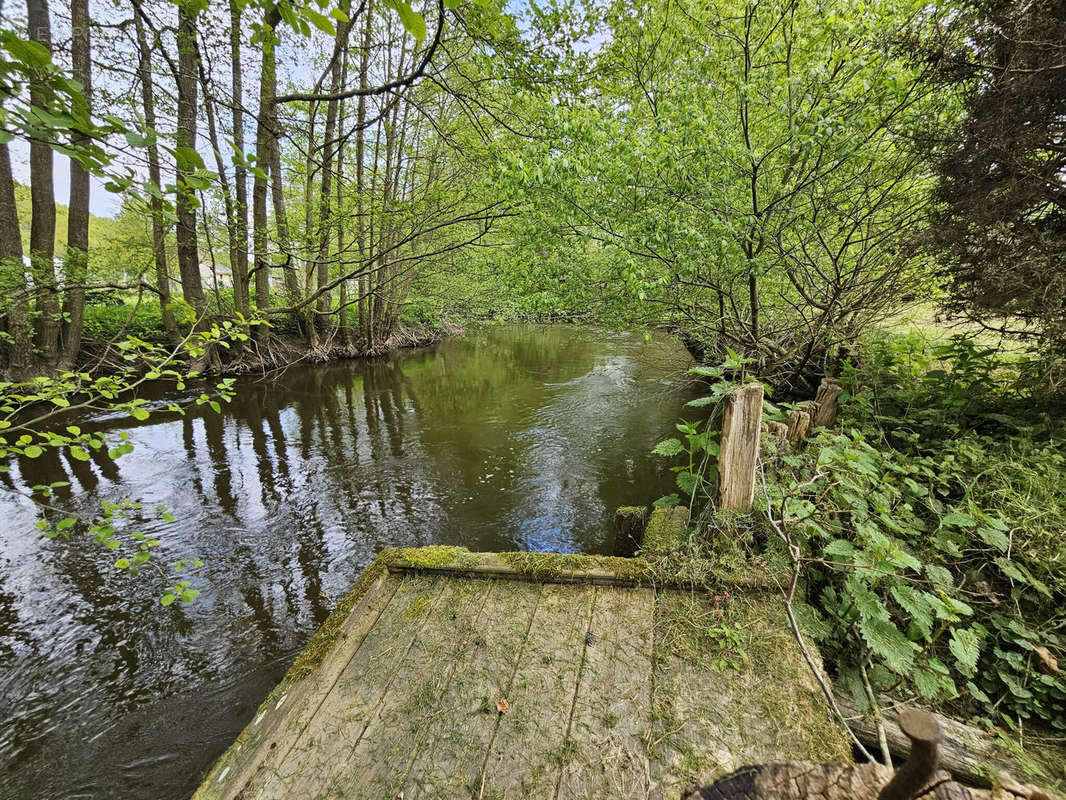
[
  {"xmin": 812, "ymin": 379, "xmax": 844, "ymax": 428},
  {"xmin": 717, "ymin": 382, "xmax": 764, "ymax": 512},
  {"xmin": 834, "ymin": 693, "xmax": 1065, "ymax": 789},
  {"xmin": 786, "ymin": 409, "xmax": 811, "ymax": 446}
]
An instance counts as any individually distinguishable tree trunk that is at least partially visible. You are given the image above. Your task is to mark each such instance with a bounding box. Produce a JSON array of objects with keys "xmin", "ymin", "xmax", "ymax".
[
  {"xmin": 175, "ymin": 2, "xmax": 206, "ymax": 327},
  {"xmin": 133, "ymin": 2, "xmax": 180, "ymax": 344},
  {"xmin": 59, "ymin": 0, "xmax": 91, "ymax": 368},
  {"xmin": 314, "ymin": 18, "xmax": 350, "ymax": 338},
  {"xmin": 27, "ymin": 0, "xmax": 59, "ymax": 364},
  {"xmin": 199, "ymin": 59, "xmax": 241, "ymax": 323},
  {"xmin": 0, "ymin": 142, "xmax": 33, "ymax": 376},
  {"xmin": 355, "ymin": 0, "xmax": 372, "ymax": 347},
  {"xmin": 336, "ymin": 46, "xmax": 352, "ymax": 350},
  {"xmin": 228, "ymin": 0, "xmax": 249, "ymax": 323},
  {"xmin": 251, "ymin": 9, "xmax": 280, "ymax": 344}
]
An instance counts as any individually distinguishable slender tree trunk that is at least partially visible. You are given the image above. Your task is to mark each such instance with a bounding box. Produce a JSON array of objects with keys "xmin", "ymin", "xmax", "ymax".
[
  {"xmin": 0, "ymin": 142, "xmax": 33, "ymax": 376},
  {"xmin": 229, "ymin": 0, "xmax": 249, "ymax": 323},
  {"xmin": 26, "ymin": 0, "xmax": 59, "ymax": 363},
  {"xmin": 175, "ymin": 2, "xmax": 206, "ymax": 327},
  {"xmin": 199, "ymin": 61, "xmax": 241, "ymax": 319},
  {"xmin": 133, "ymin": 3, "xmax": 180, "ymax": 343},
  {"xmin": 251, "ymin": 10, "xmax": 281, "ymax": 343},
  {"xmin": 336, "ymin": 42, "xmax": 352, "ymax": 350},
  {"xmin": 270, "ymin": 116, "xmax": 308, "ymax": 341},
  {"xmin": 60, "ymin": 0, "xmax": 90, "ymax": 368},
  {"xmin": 355, "ymin": 0, "xmax": 372, "ymax": 346},
  {"xmin": 314, "ymin": 18, "xmax": 350, "ymax": 338}
]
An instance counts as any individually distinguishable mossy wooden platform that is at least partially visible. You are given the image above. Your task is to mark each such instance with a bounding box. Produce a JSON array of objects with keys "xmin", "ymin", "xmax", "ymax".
[{"xmin": 192, "ymin": 547, "xmax": 850, "ymax": 800}]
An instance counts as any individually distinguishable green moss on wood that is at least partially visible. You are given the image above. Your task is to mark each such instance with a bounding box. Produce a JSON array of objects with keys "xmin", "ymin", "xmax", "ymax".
[
  {"xmin": 288, "ymin": 557, "xmax": 389, "ymax": 679},
  {"xmin": 498, "ymin": 550, "xmax": 654, "ymax": 581},
  {"xmin": 640, "ymin": 505, "xmax": 690, "ymax": 557}
]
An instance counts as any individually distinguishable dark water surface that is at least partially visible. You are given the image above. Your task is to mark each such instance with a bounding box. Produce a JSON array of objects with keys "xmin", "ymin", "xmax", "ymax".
[{"xmin": 0, "ymin": 325, "xmax": 695, "ymax": 800}]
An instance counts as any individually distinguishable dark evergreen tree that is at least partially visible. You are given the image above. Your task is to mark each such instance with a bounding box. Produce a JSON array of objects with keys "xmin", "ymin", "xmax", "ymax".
[{"xmin": 923, "ymin": 0, "xmax": 1066, "ymax": 346}]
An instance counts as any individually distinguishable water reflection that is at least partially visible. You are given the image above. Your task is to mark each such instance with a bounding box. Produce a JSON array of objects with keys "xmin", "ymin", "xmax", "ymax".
[{"xmin": 0, "ymin": 324, "xmax": 695, "ymax": 800}]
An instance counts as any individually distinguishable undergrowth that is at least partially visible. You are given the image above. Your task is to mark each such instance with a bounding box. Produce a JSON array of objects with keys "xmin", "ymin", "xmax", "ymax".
[{"xmin": 655, "ymin": 334, "xmax": 1066, "ymax": 742}]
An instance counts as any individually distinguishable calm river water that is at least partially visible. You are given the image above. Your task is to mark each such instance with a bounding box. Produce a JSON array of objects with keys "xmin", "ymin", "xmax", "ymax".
[{"xmin": 0, "ymin": 324, "xmax": 696, "ymax": 800}]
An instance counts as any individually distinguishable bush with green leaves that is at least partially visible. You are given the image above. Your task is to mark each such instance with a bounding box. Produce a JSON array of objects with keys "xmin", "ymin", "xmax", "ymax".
[{"xmin": 654, "ymin": 333, "xmax": 1066, "ymax": 731}]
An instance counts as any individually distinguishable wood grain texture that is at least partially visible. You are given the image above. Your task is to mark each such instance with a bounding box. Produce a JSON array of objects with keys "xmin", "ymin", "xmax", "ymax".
[{"xmin": 717, "ymin": 383, "xmax": 764, "ymax": 512}]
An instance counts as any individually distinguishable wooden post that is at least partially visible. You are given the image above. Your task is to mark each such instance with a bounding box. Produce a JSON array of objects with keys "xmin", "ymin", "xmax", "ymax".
[
  {"xmin": 764, "ymin": 420, "xmax": 788, "ymax": 439},
  {"xmin": 786, "ymin": 409, "xmax": 811, "ymax": 446},
  {"xmin": 717, "ymin": 382, "xmax": 763, "ymax": 512},
  {"xmin": 812, "ymin": 378, "xmax": 843, "ymax": 428},
  {"xmin": 612, "ymin": 506, "xmax": 647, "ymax": 556}
]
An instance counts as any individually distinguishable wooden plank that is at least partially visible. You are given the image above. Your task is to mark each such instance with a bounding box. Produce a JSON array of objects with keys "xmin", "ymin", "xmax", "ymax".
[
  {"xmin": 402, "ymin": 579, "xmax": 543, "ymax": 798},
  {"xmin": 316, "ymin": 576, "xmax": 495, "ymax": 800},
  {"xmin": 244, "ymin": 573, "xmax": 451, "ymax": 800},
  {"xmin": 556, "ymin": 585, "xmax": 656, "ymax": 800},
  {"xmin": 384, "ymin": 550, "xmax": 770, "ymax": 592},
  {"xmin": 192, "ymin": 569, "xmax": 398, "ymax": 800},
  {"xmin": 480, "ymin": 583, "xmax": 597, "ymax": 799},
  {"xmin": 649, "ymin": 591, "xmax": 852, "ymax": 797}
]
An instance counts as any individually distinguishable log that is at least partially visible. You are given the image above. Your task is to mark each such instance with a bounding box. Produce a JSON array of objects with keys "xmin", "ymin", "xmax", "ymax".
[
  {"xmin": 786, "ymin": 410, "xmax": 811, "ymax": 446},
  {"xmin": 717, "ymin": 382, "xmax": 764, "ymax": 512},
  {"xmin": 812, "ymin": 378, "xmax": 844, "ymax": 428},
  {"xmin": 834, "ymin": 693, "xmax": 1032, "ymax": 788}
]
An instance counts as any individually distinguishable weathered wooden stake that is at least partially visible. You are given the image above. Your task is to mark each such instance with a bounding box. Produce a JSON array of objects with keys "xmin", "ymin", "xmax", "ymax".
[
  {"xmin": 717, "ymin": 382, "xmax": 764, "ymax": 512},
  {"xmin": 812, "ymin": 378, "xmax": 843, "ymax": 428},
  {"xmin": 786, "ymin": 409, "xmax": 811, "ymax": 446}
]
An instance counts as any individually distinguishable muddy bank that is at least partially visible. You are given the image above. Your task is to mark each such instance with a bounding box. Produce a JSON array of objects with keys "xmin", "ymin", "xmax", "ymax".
[{"xmin": 71, "ymin": 320, "xmax": 464, "ymax": 379}]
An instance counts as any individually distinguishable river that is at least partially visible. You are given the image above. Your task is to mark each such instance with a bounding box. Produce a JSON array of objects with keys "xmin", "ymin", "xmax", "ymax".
[{"xmin": 0, "ymin": 324, "xmax": 696, "ymax": 800}]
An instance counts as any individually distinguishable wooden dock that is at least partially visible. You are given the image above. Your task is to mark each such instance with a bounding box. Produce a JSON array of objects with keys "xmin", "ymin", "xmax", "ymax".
[{"xmin": 192, "ymin": 547, "xmax": 850, "ymax": 800}]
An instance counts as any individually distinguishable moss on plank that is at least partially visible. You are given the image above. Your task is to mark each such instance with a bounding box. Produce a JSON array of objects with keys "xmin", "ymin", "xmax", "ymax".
[
  {"xmin": 640, "ymin": 505, "xmax": 690, "ymax": 556},
  {"xmin": 288, "ymin": 557, "xmax": 390, "ymax": 679},
  {"xmin": 498, "ymin": 550, "xmax": 654, "ymax": 581},
  {"xmin": 650, "ymin": 588, "xmax": 852, "ymax": 791},
  {"xmin": 382, "ymin": 545, "xmax": 774, "ymax": 593}
]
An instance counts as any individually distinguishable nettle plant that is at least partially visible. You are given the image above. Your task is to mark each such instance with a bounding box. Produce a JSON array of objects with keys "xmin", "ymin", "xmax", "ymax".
[
  {"xmin": 654, "ymin": 336, "xmax": 1066, "ymax": 731},
  {"xmin": 650, "ymin": 350, "xmax": 759, "ymax": 509},
  {"xmin": 1, "ymin": 323, "xmax": 248, "ymax": 605}
]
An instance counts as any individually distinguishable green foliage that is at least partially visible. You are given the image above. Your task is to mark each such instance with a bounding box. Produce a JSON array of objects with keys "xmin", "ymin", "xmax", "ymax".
[
  {"xmin": 0, "ymin": 325, "xmax": 248, "ymax": 604},
  {"xmin": 654, "ymin": 334, "xmax": 1065, "ymax": 731},
  {"xmin": 768, "ymin": 333, "xmax": 1066, "ymax": 729}
]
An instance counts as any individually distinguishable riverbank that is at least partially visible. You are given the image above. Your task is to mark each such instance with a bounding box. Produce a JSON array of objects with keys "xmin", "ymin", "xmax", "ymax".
[{"xmin": 63, "ymin": 319, "xmax": 466, "ymax": 381}]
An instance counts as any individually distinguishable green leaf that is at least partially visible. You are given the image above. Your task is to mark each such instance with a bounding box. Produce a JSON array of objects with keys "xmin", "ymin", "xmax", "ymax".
[
  {"xmin": 976, "ymin": 526, "xmax": 1010, "ymax": 552},
  {"xmin": 858, "ymin": 614, "xmax": 917, "ymax": 673},
  {"xmin": 676, "ymin": 470, "xmax": 699, "ymax": 495},
  {"xmin": 131, "ymin": 408, "xmax": 150, "ymax": 421},
  {"xmin": 180, "ymin": 588, "xmax": 200, "ymax": 602},
  {"xmin": 941, "ymin": 511, "xmax": 976, "ymax": 528},
  {"xmin": 652, "ymin": 493, "xmax": 681, "ymax": 508},
  {"xmin": 381, "ymin": 0, "xmax": 426, "ymax": 40},
  {"xmin": 651, "ymin": 438, "xmax": 685, "ymax": 457},
  {"xmin": 161, "ymin": 592, "xmax": 175, "ymax": 606},
  {"xmin": 23, "ymin": 445, "xmax": 43, "ymax": 458},
  {"xmin": 70, "ymin": 446, "xmax": 91, "ymax": 461},
  {"xmin": 304, "ymin": 8, "xmax": 336, "ymax": 33},
  {"xmin": 115, "ymin": 558, "xmax": 131, "ymax": 569},
  {"xmin": 948, "ymin": 628, "xmax": 981, "ymax": 676}
]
